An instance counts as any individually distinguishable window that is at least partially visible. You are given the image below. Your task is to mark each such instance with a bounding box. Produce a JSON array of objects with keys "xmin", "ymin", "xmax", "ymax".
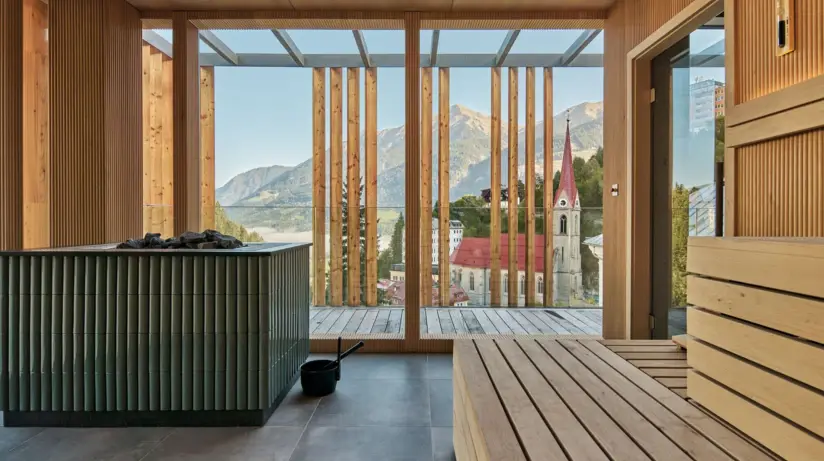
[
  {"xmin": 458, "ymin": 269, "xmax": 462, "ymax": 283},
  {"xmin": 574, "ymin": 215, "xmax": 578, "ymax": 234},
  {"xmin": 560, "ymin": 215, "xmax": 568, "ymax": 235},
  {"xmin": 520, "ymin": 275, "xmax": 525, "ymax": 295},
  {"xmin": 504, "ymin": 275, "xmax": 508, "ymax": 293},
  {"xmin": 469, "ymin": 272, "xmax": 475, "ymax": 291},
  {"xmin": 538, "ymin": 276, "xmax": 544, "ymax": 295},
  {"xmin": 452, "ymin": 270, "xmax": 456, "ymax": 283},
  {"xmin": 559, "ymin": 199, "xmax": 568, "ymax": 208}
]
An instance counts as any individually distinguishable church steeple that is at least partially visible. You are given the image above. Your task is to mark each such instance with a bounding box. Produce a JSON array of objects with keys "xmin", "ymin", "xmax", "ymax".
[{"xmin": 554, "ymin": 113, "xmax": 579, "ymax": 208}]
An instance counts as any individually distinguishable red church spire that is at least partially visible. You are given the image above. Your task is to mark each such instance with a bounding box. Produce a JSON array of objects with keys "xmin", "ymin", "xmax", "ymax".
[{"xmin": 554, "ymin": 112, "xmax": 579, "ymax": 207}]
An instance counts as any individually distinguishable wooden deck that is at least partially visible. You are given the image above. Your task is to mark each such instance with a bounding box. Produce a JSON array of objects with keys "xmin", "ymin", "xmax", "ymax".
[{"xmin": 310, "ymin": 307, "xmax": 603, "ymax": 338}]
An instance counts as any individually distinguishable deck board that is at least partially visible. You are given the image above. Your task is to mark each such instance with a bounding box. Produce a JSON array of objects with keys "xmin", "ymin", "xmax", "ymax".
[{"xmin": 309, "ymin": 307, "xmax": 604, "ymax": 337}]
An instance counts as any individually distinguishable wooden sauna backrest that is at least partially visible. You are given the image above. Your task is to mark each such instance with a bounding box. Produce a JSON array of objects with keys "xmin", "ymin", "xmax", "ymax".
[{"xmin": 686, "ymin": 237, "xmax": 824, "ymax": 461}]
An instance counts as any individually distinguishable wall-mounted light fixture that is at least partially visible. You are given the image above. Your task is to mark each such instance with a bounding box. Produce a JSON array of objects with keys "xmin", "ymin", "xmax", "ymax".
[{"xmin": 776, "ymin": 0, "xmax": 796, "ymax": 56}]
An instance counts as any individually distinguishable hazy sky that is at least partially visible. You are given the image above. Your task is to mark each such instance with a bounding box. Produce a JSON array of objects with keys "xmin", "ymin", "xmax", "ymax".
[{"xmin": 155, "ymin": 28, "xmax": 724, "ymax": 187}]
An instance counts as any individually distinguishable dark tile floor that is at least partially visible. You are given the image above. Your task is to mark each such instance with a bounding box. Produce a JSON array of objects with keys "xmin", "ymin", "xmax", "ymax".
[{"xmin": 0, "ymin": 354, "xmax": 456, "ymax": 461}]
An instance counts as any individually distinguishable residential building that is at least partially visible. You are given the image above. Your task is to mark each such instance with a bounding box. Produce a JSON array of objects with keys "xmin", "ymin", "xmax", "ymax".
[
  {"xmin": 689, "ymin": 78, "xmax": 725, "ymax": 131},
  {"xmin": 401, "ymin": 218, "xmax": 464, "ymax": 265}
]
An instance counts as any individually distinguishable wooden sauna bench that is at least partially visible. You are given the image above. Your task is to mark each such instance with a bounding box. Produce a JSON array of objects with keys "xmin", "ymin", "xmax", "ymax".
[{"xmin": 453, "ymin": 338, "xmax": 778, "ymax": 461}]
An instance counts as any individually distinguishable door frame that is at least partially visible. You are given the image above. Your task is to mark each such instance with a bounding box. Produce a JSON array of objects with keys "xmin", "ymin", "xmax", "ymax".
[{"xmin": 624, "ymin": 0, "xmax": 725, "ymax": 338}]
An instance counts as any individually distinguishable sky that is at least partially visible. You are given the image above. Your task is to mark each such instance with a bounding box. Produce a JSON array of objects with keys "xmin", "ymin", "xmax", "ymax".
[{"xmin": 154, "ymin": 27, "xmax": 725, "ymax": 188}]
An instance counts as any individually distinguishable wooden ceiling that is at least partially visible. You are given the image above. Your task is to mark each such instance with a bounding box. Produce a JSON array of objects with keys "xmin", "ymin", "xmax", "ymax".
[{"xmin": 128, "ymin": 0, "xmax": 615, "ymax": 12}]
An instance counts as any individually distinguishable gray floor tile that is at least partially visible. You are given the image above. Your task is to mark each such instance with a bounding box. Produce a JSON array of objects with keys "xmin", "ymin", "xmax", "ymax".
[
  {"xmin": 0, "ymin": 427, "xmax": 44, "ymax": 454},
  {"xmin": 5, "ymin": 427, "xmax": 170, "ymax": 461},
  {"xmin": 290, "ymin": 426, "xmax": 433, "ymax": 461},
  {"xmin": 142, "ymin": 426, "xmax": 303, "ymax": 461},
  {"xmin": 310, "ymin": 378, "xmax": 431, "ymax": 427},
  {"xmin": 429, "ymin": 379, "xmax": 453, "ymax": 427},
  {"xmin": 337, "ymin": 354, "xmax": 427, "ymax": 380},
  {"xmin": 432, "ymin": 427, "xmax": 456, "ymax": 461},
  {"xmin": 427, "ymin": 354, "xmax": 454, "ymax": 379},
  {"xmin": 266, "ymin": 381, "xmax": 322, "ymax": 427}
]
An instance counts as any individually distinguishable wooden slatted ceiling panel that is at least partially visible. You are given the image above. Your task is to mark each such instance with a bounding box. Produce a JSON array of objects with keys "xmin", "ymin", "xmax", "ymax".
[
  {"xmin": 421, "ymin": 68, "xmax": 434, "ymax": 307},
  {"xmin": 312, "ymin": 68, "xmax": 326, "ymax": 305},
  {"xmin": 200, "ymin": 67, "xmax": 215, "ymax": 230},
  {"xmin": 365, "ymin": 68, "xmax": 378, "ymax": 306},
  {"xmin": 490, "ymin": 68, "xmax": 502, "ymax": 307},
  {"xmin": 329, "ymin": 67, "xmax": 343, "ymax": 306},
  {"xmin": 347, "ymin": 68, "xmax": 361, "ymax": 306},
  {"xmin": 602, "ymin": 0, "xmax": 696, "ymax": 338},
  {"xmin": 438, "ymin": 68, "xmax": 450, "ymax": 307},
  {"xmin": 0, "ymin": 0, "xmax": 23, "ymax": 250},
  {"xmin": 734, "ymin": 0, "xmax": 824, "ymax": 104},
  {"xmin": 736, "ymin": 129, "xmax": 824, "ymax": 236},
  {"xmin": 22, "ymin": 0, "xmax": 49, "ymax": 249}
]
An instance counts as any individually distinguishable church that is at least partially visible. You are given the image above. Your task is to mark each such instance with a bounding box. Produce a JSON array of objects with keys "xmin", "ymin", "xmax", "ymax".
[{"xmin": 451, "ymin": 118, "xmax": 584, "ymax": 306}]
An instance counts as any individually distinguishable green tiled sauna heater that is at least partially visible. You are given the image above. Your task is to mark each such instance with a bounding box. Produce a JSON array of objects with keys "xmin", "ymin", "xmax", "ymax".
[{"xmin": 0, "ymin": 243, "xmax": 310, "ymax": 427}]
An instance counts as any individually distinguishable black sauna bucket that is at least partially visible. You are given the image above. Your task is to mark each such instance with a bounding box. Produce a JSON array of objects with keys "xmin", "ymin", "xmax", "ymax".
[{"xmin": 300, "ymin": 338, "xmax": 365, "ymax": 397}]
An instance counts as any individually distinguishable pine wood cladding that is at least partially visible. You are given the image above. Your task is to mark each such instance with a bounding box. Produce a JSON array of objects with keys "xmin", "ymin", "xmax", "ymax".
[
  {"xmin": 172, "ymin": 13, "xmax": 201, "ymax": 235},
  {"xmin": 312, "ymin": 68, "xmax": 326, "ymax": 305},
  {"xmin": 200, "ymin": 67, "xmax": 215, "ymax": 230},
  {"xmin": 421, "ymin": 67, "xmax": 434, "ymax": 306},
  {"xmin": 346, "ymin": 67, "xmax": 361, "ymax": 306},
  {"xmin": 507, "ymin": 67, "xmax": 518, "ymax": 306},
  {"xmin": 438, "ymin": 67, "xmax": 450, "ymax": 307},
  {"xmin": 543, "ymin": 67, "xmax": 554, "ymax": 307},
  {"xmin": 490, "ymin": 67, "xmax": 502, "ymax": 307},
  {"xmin": 329, "ymin": 67, "xmax": 343, "ymax": 306},
  {"xmin": 364, "ymin": 67, "xmax": 378, "ymax": 307},
  {"xmin": 524, "ymin": 67, "xmax": 536, "ymax": 306},
  {"xmin": 404, "ymin": 12, "xmax": 422, "ymax": 344},
  {"xmin": 0, "ymin": 0, "xmax": 24, "ymax": 251}
]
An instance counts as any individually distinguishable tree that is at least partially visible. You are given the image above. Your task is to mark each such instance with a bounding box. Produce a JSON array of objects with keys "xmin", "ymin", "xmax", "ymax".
[
  {"xmin": 214, "ymin": 202, "xmax": 264, "ymax": 242},
  {"xmin": 714, "ymin": 115, "xmax": 725, "ymax": 162},
  {"xmin": 390, "ymin": 213, "xmax": 405, "ymax": 264},
  {"xmin": 327, "ymin": 179, "xmax": 369, "ymax": 304},
  {"xmin": 671, "ymin": 184, "xmax": 690, "ymax": 307}
]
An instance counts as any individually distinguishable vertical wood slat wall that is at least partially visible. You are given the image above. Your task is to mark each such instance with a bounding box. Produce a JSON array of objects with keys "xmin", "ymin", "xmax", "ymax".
[
  {"xmin": 142, "ymin": 44, "xmax": 174, "ymax": 237},
  {"xmin": 328, "ymin": 68, "xmax": 343, "ymax": 306},
  {"xmin": 507, "ymin": 68, "xmax": 518, "ymax": 306},
  {"xmin": 437, "ymin": 68, "xmax": 450, "ymax": 307},
  {"xmin": 489, "ymin": 68, "xmax": 502, "ymax": 307},
  {"xmin": 543, "ymin": 68, "xmax": 554, "ymax": 306},
  {"xmin": 311, "ymin": 68, "xmax": 326, "ymax": 305},
  {"xmin": 346, "ymin": 68, "xmax": 361, "ymax": 306},
  {"xmin": 172, "ymin": 14, "xmax": 201, "ymax": 235},
  {"xmin": 200, "ymin": 67, "xmax": 215, "ymax": 230},
  {"xmin": 524, "ymin": 67, "xmax": 536, "ymax": 306},
  {"xmin": 0, "ymin": 0, "xmax": 23, "ymax": 251},
  {"xmin": 420, "ymin": 68, "xmax": 433, "ymax": 307},
  {"xmin": 364, "ymin": 68, "xmax": 378, "ymax": 307}
]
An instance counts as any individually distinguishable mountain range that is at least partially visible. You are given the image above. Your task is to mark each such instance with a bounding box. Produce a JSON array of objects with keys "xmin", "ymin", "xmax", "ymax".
[{"xmin": 218, "ymin": 101, "xmax": 604, "ymax": 233}]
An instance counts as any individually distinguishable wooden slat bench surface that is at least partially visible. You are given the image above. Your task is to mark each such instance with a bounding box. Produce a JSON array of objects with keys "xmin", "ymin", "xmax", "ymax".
[{"xmin": 454, "ymin": 338, "xmax": 779, "ymax": 461}]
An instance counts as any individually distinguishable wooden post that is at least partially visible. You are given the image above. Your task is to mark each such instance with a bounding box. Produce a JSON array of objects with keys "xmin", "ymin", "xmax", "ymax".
[
  {"xmin": 346, "ymin": 68, "xmax": 361, "ymax": 306},
  {"xmin": 312, "ymin": 68, "xmax": 326, "ymax": 305},
  {"xmin": 329, "ymin": 68, "xmax": 343, "ymax": 306},
  {"xmin": 200, "ymin": 67, "xmax": 215, "ymax": 230},
  {"xmin": 365, "ymin": 68, "xmax": 378, "ymax": 306},
  {"xmin": 525, "ymin": 67, "xmax": 536, "ymax": 306},
  {"xmin": 161, "ymin": 57, "xmax": 174, "ymax": 237},
  {"xmin": 544, "ymin": 68, "xmax": 554, "ymax": 307},
  {"xmin": 490, "ymin": 68, "xmax": 502, "ymax": 306},
  {"xmin": 149, "ymin": 49, "xmax": 163, "ymax": 232},
  {"xmin": 438, "ymin": 68, "xmax": 450, "ymax": 307},
  {"xmin": 507, "ymin": 68, "xmax": 519, "ymax": 306},
  {"xmin": 404, "ymin": 13, "xmax": 421, "ymax": 345},
  {"xmin": 172, "ymin": 13, "xmax": 201, "ymax": 233},
  {"xmin": 142, "ymin": 45, "xmax": 174, "ymax": 237},
  {"xmin": 421, "ymin": 68, "xmax": 433, "ymax": 306}
]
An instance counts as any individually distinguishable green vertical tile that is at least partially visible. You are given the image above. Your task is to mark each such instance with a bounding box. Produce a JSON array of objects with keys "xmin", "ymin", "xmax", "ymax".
[
  {"xmin": 82, "ymin": 256, "xmax": 95, "ymax": 412},
  {"xmin": 204, "ymin": 257, "xmax": 215, "ymax": 411},
  {"xmin": 105, "ymin": 256, "xmax": 117, "ymax": 412},
  {"xmin": 94, "ymin": 256, "xmax": 106, "ymax": 412},
  {"xmin": 20, "ymin": 291, "xmax": 31, "ymax": 412},
  {"xmin": 127, "ymin": 256, "xmax": 138, "ymax": 411},
  {"xmin": 115, "ymin": 256, "xmax": 128, "ymax": 411},
  {"xmin": 193, "ymin": 293, "xmax": 203, "ymax": 411},
  {"xmin": 149, "ymin": 262, "xmax": 160, "ymax": 411},
  {"xmin": 248, "ymin": 331, "xmax": 257, "ymax": 410},
  {"xmin": 182, "ymin": 290, "xmax": 193, "ymax": 411},
  {"xmin": 226, "ymin": 261, "xmax": 237, "ymax": 411},
  {"xmin": 171, "ymin": 257, "xmax": 182, "ymax": 411},
  {"xmin": 215, "ymin": 330, "xmax": 226, "ymax": 411},
  {"xmin": 9, "ymin": 257, "xmax": 20, "ymax": 412},
  {"xmin": 0, "ymin": 257, "xmax": 7, "ymax": 411},
  {"xmin": 159, "ymin": 256, "xmax": 172, "ymax": 411}
]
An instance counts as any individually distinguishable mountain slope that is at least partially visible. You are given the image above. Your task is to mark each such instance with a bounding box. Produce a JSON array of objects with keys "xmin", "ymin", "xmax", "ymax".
[{"xmin": 215, "ymin": 164, "xmax": 295, "ymax": 206}]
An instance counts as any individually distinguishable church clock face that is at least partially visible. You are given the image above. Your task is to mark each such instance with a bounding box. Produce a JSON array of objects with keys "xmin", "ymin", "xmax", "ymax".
[{"xmin": 559, "ymin": 199, "xmax": 568, "ymax": 208}]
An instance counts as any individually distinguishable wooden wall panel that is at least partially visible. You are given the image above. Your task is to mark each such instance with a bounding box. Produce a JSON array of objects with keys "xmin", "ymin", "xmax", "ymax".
[
  {"xmin": 736, "ymin": 129, "xmax": 824, "ymax": 236},
  {"xmin": 161, "ymin": 58, "xmax": 174, "ymax": 236},
  {"xmin": 524, "ymin": 67, "xmax": 535, "ymax": 306},
  {"xmin": 490, "ymin": 68, "xmax": 502, "ymax": 307},
  {"xmin": 51, "ymin": 0, "xmax": 143, "ymax": 247},
  {"xmin": 142, "ymin": 46, "xmax": 174, "ymax": 237},
  {"xmin": 365, "ymin": 68, "xmax": 378, "ymax": 306},
  {"xmin": 200, "ymin": 67, "xmax": 215, "ymax": 230},
  {"xmin": 404, "ymin": 12, "xmax": 422, "ymax": 344},
  {"xmin": 346, "ymin": 67, "xmax": 361, "ymax": 306},
  {"xmin": 507, "ymin": 67, "xmax": 518, "ymax": 306},
  {"xmin": 421, "ymin": 68, "xmax": 433, "ymax": 306},
  {"xmin": 0, "ymin": 0, "xmax": 23, "ymax": 251},
  {"xmin": 329, "ymin": 67, "xmax": 343, "ymax": 306},
  {"xmin": 734, "ymin": 0, "xmax": 824, "ymax": 104},
  {"xmin": 22, "ymin": 0, "xmax": 49, "ymax": 249},
  {"xmin": 172, "ymin": 13, "xmax": 201, "ymax": 234},
  {"xmin": 312, "ymin": 68, "xmax": 326, "ymax": 305},
  {"xmin": 438, "ymin": 67, "xmax": 450, "ymax": 307},
  {"xmin": 543, "ymin": 68, "xmax": 553, "ymax": 307}
]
